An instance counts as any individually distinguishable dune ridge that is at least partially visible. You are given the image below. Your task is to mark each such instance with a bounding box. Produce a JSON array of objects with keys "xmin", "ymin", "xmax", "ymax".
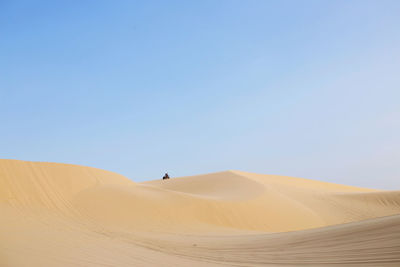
[{"xmin": 1, "ymin": 159, "xmax": 399, "ymax": 266}]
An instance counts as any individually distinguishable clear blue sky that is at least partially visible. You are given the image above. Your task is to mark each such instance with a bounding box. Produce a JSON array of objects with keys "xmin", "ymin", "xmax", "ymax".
[{"xmin": 1, "ymin": 0, "xmax": 399, "ymax": 189}]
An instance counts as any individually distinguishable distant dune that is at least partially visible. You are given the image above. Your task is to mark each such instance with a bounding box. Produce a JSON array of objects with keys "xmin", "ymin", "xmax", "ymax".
[{"xmin": 1, "ymin": 159, "xmax": 399, "ymax": 266}]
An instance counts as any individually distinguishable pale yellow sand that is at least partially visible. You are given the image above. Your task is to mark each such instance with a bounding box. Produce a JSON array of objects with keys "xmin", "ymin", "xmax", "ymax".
[{"xmin": 1, "ymin": 159, "xmax": 399, "ymax": 266}]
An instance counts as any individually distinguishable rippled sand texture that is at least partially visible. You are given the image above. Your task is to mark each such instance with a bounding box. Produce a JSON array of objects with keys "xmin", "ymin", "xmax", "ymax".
[{"xmin": 1, "ymin": 159, "xmax": 399, "ymax": 266}]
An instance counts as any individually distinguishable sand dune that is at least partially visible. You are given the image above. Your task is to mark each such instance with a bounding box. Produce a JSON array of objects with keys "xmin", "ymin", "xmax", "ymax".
[{"xmin": 1, "ymin": 159, "xmax": 399, "ymax": 266}]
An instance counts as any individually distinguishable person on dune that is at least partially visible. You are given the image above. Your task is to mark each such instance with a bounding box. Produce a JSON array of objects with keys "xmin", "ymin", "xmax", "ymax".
[{"xmin": 163, "ymin": 172, "xmax": 170, "ymax": 180}]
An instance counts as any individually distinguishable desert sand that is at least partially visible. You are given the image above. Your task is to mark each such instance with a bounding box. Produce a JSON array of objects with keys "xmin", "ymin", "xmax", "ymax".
[{"xmin": 1, "ymin": 159, "xmax": 399, "ymax": 266}]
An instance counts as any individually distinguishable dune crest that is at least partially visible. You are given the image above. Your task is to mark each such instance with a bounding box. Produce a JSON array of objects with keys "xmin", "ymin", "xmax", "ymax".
[{"xmin": 1, "ymin": 159, "xmax": 399, "ymax": 266}]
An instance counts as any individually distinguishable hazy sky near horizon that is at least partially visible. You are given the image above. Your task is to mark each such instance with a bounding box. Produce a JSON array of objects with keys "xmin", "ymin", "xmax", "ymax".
[{"xmin": 1, "ymin": 0, "xmax": 399, "ymax": 189}]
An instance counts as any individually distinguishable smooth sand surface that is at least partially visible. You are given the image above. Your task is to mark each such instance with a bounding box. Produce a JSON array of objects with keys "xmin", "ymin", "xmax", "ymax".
[{"xmin": 1, "ymin": 159, "xmax": 399, "ymax": 266}]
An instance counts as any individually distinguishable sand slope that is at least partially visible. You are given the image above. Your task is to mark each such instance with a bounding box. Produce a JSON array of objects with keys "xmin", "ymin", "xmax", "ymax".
[{"xmin": 1, "ymin": 159, "xmax": 399, "ymax": 266}]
